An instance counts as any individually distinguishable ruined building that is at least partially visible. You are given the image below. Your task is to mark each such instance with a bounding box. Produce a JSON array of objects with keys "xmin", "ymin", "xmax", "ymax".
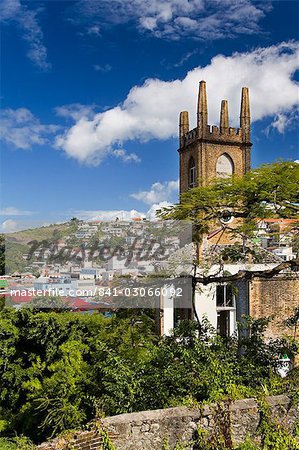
[
  {"xmin": 158, "ymin": 81, "xmax": 298, "ymax": 340},
  {"xmin": 179, "ymin": 80, "xmax": 251, "ymax": 192}
]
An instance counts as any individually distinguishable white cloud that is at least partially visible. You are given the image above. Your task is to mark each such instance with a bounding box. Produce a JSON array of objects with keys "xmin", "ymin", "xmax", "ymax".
[
  {"xmin": 77, "ymin": 0, "xmax": 271, "ymax": 41},
  {"xmin": 146, "ymin": 201, "xmax": 173, "ymax": 220},
  {"xmin": 173, "ymin": 49, "xmax": 198, "ymax": 67},
  {"xmin": 0, "ymin": 108, "xmax": 58, "ymax": 149},
  {"xmin": 94, "ymin": 63, "xmax": 112, "ymax": 72},
  {"xmin": 0, "ymin": 0, "xmax": 50, "ymax": 70},
  {"xmin": 0, "ymin": 206, "xmax": 32, "ymax": 216},
  {"xmin": 75, "ymin": 209, "xmax": 146, "ymax": 221},
  {"xmin": 56, "ymin": 41, "xmax": 299, "ymax": 165},
  {"xmin": 55, "ymin": 104, "xmax": 97, "ymax": 121},
  {"xmin": 112, "ymin": 148, "xmax": 141, "ymax": 163},
  {"xmin": 74, "ymin": 202, "xmax": 172, "ymax": 222},
  {"xmin": 87, "ymin": 24, "xmax": 101, "ymax": 36},
  {"xmin": 270, "ymin": 114, "xmax": 288, "ymax": 134},
  {"xmin": 1, "ymin": 219, "xmax": 18, "ymax": 232},
  {"xmin": 265, "ymin": 107, "xmax": 299, "ymax": 135},
  {"xmin": 131, "ymin": 180, "xmax": 178, "ymax": 204}
]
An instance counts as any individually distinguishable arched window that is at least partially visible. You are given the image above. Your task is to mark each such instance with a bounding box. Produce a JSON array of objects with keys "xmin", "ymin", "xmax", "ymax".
[
  {"xmin": 216, "ymin": 154, "xmax": 234, "ymax": 178},
  {"xmin": 189, "ymin": 157, "xmax": 196, "ymax": 188}
]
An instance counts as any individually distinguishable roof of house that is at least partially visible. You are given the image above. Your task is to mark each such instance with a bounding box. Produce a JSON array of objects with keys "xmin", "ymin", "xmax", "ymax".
[{"xmin": 206, "ymin": 242, "xmax": 284, "ymax": 264}]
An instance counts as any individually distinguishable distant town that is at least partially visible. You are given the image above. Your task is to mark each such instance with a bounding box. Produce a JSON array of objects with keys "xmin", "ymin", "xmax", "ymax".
[
  {"xmin": 1, "ymin": 216, "xmax": 297, "ymax": 313},
  {"xmin": 2, "ymin": 218, "xmax": 193, "ymax": 310}
]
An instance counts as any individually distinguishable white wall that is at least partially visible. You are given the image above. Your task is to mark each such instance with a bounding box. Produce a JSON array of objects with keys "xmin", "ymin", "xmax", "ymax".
[
  {"xmin": 162, "ymin": 285, "xmax": 175, "ymax": 336},
  {"xmin": 162, "ymin": 263, "xmax": 278, "ymax": 336},
  {"xmin": 195, "ymin": 284, "xmax": 218, "ymax": 329}
]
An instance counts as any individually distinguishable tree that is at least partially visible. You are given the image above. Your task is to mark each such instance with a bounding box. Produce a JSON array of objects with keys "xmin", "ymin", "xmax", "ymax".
[
  {"xmin": 0, "ymin": 308, "xmax": 297, "ymax": 443},
  {"xmin": 0, "ymin": 235, "xmax": 5, "ymax": 311},
  {"xmin": 159, "ymin": 161, "xmax": 299, "ymax": 327},
  {"xmin": 0, "ymin": 162, "xmax": 298, "ymax": 444},
  {"xmin": 160, "ymin": 161, "xmax": 298, "ymax": 278},
  {"xmin": 285, "ymin": 308, "xmax": 299, "ymax": 339}
]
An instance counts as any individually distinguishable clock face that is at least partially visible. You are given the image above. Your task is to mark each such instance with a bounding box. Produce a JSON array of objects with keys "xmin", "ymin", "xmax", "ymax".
[{"xmin": 219, "ymin": 210, "xmax": 234, "ymax": 224}]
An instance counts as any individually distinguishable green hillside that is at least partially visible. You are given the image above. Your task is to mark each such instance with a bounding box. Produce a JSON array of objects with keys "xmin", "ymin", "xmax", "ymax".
[
  {"xmin": 6, "ymin": 222, "xmax": 77, "ymax": 244},
  {"xmin": 3, "ymin": 221, "xmax": 78, "ymax": 274}
]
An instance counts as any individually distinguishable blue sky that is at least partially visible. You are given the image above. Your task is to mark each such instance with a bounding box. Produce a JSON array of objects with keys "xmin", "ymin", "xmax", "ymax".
[{"xmin": 0, "ymin": 0, "xmax": 298, "ymax": 230}]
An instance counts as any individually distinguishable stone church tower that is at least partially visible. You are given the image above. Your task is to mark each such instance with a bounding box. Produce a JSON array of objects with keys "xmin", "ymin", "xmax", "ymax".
[{"xmin": 179, "ymin": 81, "xmax": 252, "ymax": 193}]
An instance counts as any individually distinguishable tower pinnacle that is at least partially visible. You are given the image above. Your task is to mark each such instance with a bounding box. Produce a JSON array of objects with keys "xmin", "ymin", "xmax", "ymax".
[
  {"xmin": 178, "ymin": 81, "xmax": 252, "ymax": 193},
  {"xmin": 197, "ymin": 81, "xmax": 208, "ymax": 137},
  {"xmin": 220, "ymin": 100, "xmax": 229, "ymax": 132},
  {"xmin": 240, "ymin": 87, "xmax": 250, "ymax": 142},
  {"xmin": 179, "ymin": 111, "xmax": 189, "ymax": 146}
]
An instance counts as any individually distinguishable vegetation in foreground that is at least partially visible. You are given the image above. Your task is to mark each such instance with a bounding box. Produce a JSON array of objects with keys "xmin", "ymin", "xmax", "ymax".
[
  {"xmin": 0, "ymin": 161, "xmax": 298, "ymax": 448},
  {"xmin": 0, "ymin": 307, "xmax": 298, "ymax": 446}
]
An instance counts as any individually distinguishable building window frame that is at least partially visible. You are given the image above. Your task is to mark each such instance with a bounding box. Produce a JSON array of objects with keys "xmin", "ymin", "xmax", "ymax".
[
  {"xmin": 216, "ymin": 284, "xmax": 236, "ymax": 337},
  {"xmin": 216, "ymin": 284, "xmax": 235, "ymax": 308}
]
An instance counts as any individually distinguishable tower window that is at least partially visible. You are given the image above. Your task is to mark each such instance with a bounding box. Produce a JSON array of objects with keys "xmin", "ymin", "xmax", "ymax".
[
  {"xmin": 189, "ymin": 157, "xmax": 196, "ymax": 188},
  {"xmin": 216, "ymin": 153, "xmax": 234, "ymax": 178}
]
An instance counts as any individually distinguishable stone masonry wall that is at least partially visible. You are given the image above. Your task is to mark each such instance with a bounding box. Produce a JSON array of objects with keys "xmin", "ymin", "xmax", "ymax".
[
  {"xmin": 37, "ymin": 395, "xmax": 298, "ymax": 450},
  {"xmin": 179, "ymin": 140, "xmax": 250, "ymax": 193},
  {"xmin": 249, "ymin": 275, "xmax": 299, "ymax": 339}
]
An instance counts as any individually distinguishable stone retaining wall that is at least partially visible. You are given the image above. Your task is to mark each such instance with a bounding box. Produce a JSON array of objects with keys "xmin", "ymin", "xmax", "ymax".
[{"xmin": 37, "ymin": 395, "xmax": 298, "ymax": 450}]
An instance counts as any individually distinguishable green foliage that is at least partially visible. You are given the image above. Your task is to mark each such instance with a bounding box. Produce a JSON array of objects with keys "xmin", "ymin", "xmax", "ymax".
[
  {"xmin": 4, "ymin": 221, "xmax": 78, "ymax": 273},
  {"xmin": 23, "ymin": 339, "xmax": 89, "ymax": 437},
  {"xmin": 30, "ymin": 295, "xmax": 71, "ymax": 310},
  {"xmin": 237, "ymin": 316, "xmax": 298, "ymax": 387},
  {"xmin": 159, "ymin": 161, "xmax": 299, "ymax": 243},
  {"xmin": 162, "ymin": 439, "xmax": 171, "ymax": 450},
  {"xmin": 278, "ymin": 366, "xmax": 299, "ymax": 403},
  {"xmin": 257, "ymin": 398, "xmax": 299, "ymax": 450},
  {"xmin": 0, "ymin": 308, "xmax": 156, "ymax": 442},
  {"xmin": 1, "ymin": 162, "xmax": 297, "ymax": 447},
  {"xmin": 194, "ymin": 401, "xmax": 233, "ymax": 450},
  {"xmin": 236, "ymin": 436, "xmax": 261, "ymax": 450},
  {"xmin": 285, "ymin": 308, "xmax": 299, "ymax": 339},
  {"xmin": 221, "ymin": 244, "xmax": 264, "ymax": 263},
  {"xmin": 194, "ymin": 397, "xmax": 299, "ymax": 450},
  {"xmin": 4, "ymin": 241, "xmax": 29, "ymax": 274},
  {"xmin": 0, "ymin": 435, "xmax": 34, "ymax": 449},
  {"xmin": 0, "ymin": 308, "xmax": 297, "ymax": 445},
  {"xmin": 161, "ymin": 438, "xmax": 186, "ymax": 450},
  {"xmin": 97, "ymin": 428, "xmax": 116, "ymax": 450},
  {"xmin": 6, "ymin": 222, "xmax": 76, "ymax": 244}
]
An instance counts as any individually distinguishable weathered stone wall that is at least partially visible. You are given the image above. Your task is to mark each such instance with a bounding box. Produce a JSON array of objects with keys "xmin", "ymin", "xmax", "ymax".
[
  {"xmin": 178, "ymin": 81, "xmax": 251, "ymax": 195},
  {"xmin": 179, "ymin": 140, "xmax": 250, "ymax": 193},
  {"xmin": 249, "ymin": 275, "xmax": 299, "ymax": 339},
  {"xmin": 37, "ymin": 395, "xmax": 298, "ymax": 450}
]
